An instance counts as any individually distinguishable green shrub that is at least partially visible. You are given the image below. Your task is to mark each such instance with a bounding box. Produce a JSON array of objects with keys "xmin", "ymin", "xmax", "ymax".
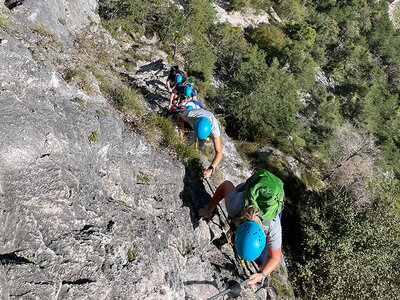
[
  {"xmin": 109, "ymin": 85, "xmax": 144, "ymax": 114},
  {"xmin": 226, "ymin": 55, "xmax": 301, "ymax": 140},
  {"xmin": 292, "ymin": 189, "xmax": 400, "ymax": 299},
  {"xmin": 184, "ymin": 0, "xmax": 217, "ymax": 87},
  {"xmin": 274, "ymin": 0, "xmax": 306, "ymax": 22},
  {"xmin": 211, "ymin": 22, "xmax": 249, "ymax": 82},
  {"xmin": 99, "ymin": 0, "xmax": 186, "ymax": 44},
  {"xmin": 245, "ymin": 23, "xmax": 286, "ymax": 59}
]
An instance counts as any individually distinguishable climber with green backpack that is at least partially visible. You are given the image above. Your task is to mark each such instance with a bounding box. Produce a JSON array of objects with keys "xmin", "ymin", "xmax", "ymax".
[{"xmin": 198, "ymin": 170, "xmax": 284, "ymax": 287}]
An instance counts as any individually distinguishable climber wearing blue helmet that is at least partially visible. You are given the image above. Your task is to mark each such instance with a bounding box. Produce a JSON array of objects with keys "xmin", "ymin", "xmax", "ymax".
[
  {"xmin": 198, "ymin": 177, "xmax": 282, "ymax": 287},
  {"xmin": 166, "ymin": 66, "xmax": 186, "ymax": 93},
  {"xmin": 168, "ymin": 100, "xmax": 202, "ymax": 115},
  {"xmin": 193, "ymin": 117, "xmax": 211, "ymax": 139},
  {"xmin": 177, "ymin": 108, "xmax": 222, "ymax": 178},
  {"xmin": 178, "ymin": 100, "xmax": 202, "ymax": 111},
  {"xmin": 184, "ymin": 85, "xmax": 192, "ymax": 97},
  {"xmin": 235, "ymin": 221, "xmax": 266, "ymax": 261},
  {"xmin": 169, "ymin": 83, "xmax": 197, "ymax": 107}
]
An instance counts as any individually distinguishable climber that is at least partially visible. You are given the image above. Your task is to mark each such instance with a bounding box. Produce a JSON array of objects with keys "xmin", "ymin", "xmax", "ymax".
[
  {"xmin": 177, "ymin": 108, "xmax": 222, "ymax": 178},
  {"xmin": 177, "ymin": 99, "xmax": 202, "ymax": 110},
  {"xmin": 169, "ymin": 82, "xmax": 197, "ymax": 107},
  {"xmin": 198, "ymin": 170, "xmax": 284, "ymax": 287},
  {"xmin": 166, "ymin": 65, "xmax": 186, "ymax": 93},
  {"xmin": 168, "ymin": 100, "xmax": 202, "ymax": 117}
]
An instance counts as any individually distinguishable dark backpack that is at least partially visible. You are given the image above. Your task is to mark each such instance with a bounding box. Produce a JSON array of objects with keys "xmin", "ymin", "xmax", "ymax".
[
  {"xmin": 244, "ymin": 170, "xmax": 284, "ymax": 221},
  {"xmin": 169, "ymin": 66, "xmax": 186, "ymax": 82}
]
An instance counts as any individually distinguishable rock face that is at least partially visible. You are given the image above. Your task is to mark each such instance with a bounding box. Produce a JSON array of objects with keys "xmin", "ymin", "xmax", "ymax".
[
  {"xmin": 0, "ymin": 1, "xmax": 292, "ymax": 299},
  {"xmin": 213, "ymin": 2, "xmax": 271, "ymax": 27}
]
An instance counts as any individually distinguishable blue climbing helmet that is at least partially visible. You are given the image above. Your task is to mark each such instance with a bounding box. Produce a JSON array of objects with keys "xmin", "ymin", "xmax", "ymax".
[
  {"xmin": 193, "ymin": 117, "xmax": 211, "ymax": 140},
  {"xmin": 175, "ymin": 74, "xmax": 183, "ymax": 83},
  {"xmin": 235, "ymin": 221, "xmax": 266, "ymax": 261},
  {"xmin": 186, "ymin": 105, "xmax": 194, "ymax": 111},
  {"xmin": 184, "ymin": 85, "xmax": 192, "ymax": 97}
]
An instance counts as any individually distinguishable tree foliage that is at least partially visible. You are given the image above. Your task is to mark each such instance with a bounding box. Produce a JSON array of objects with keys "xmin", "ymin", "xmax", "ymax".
[
  {"xmin": 98, "ymin": 0, "xmax": 186, "ymax": 43},
  {"xmin": 226, "ymin": 53, "xmax": 300, "ymax": 140},
  {"xmin": 292, "ymin": 189, "xmax": 400, "ymax": 300},
  {"xmin": 245, "ymin": 23, "xmax": 286, "ymax": 59}
]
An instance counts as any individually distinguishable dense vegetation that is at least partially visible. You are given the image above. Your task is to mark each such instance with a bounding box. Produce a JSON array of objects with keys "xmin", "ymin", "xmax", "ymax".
[{"xmin": 98, "ymin": 0, "xmax": 400, "ymax": 299}]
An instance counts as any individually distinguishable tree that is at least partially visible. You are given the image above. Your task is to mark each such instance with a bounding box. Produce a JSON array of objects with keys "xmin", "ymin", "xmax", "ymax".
[
  {"xmin": 183, "ymin": 0, "xmax": 217, "ymax": 88},
  {"xmin": 293, "ymin": 188, "xmax": 400, "ymax": 300},
  {"xmin": 245, "ymin": 23, "xmax": 286, "ymax": 62},
  {"xmin": 226, "ymin": 54, "xmax": 301, "ymax": 140},
  {"xmin": 324, "ymin": 121, "xmax": 379, "ymax": 203}
]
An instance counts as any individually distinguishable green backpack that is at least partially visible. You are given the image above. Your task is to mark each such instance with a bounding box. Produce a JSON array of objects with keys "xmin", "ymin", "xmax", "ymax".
[{"xmin": 244, "ymin": 170, "xmax": 284, "ymax": 221}]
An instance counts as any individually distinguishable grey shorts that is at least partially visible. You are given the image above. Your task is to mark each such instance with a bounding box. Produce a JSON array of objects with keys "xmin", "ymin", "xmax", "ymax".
[{"xmin": 225, "ymin": 189, "xmax": 245, "ymax": 218}]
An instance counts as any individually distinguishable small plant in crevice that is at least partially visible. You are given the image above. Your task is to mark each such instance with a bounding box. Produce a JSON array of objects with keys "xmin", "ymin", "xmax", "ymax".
[
  {"xmin": 163, "ymin": 212, "xmax": 170, "ymax": 221},
  {"xmin": 28, "ymin": 46, "xmax": 44, "ymax": 64},
  {"xmin": 186, "ymin": 247, "xmax": 195, "ymax": 256},
  {"xmin": 25, "ymin": 252, "xmax": 37, "ymax": 264},
  {"xmin": 58, "ymin": 18, "xmax": 67, "ymax": 26},
  {"xmin": 127, "ymin": 244, "xmax": 139, "ymax": 262},
  {"xmin": 137, "ymin": 171, "xmax": 151, "ymax": 184},
  {"xmin": 96, "ymin": 109, "xmax": 104, "ymax": 116},
  {"xmin": 88, "ymin": 131, "xmax": 99, "ymax": 142},
  {"xmin": 71, "ymin": 97, "xmax": 85, "ymax": 107}
]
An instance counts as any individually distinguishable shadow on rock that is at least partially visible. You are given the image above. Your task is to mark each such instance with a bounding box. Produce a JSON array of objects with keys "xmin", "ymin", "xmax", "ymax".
[
  {"xmin": 180, "ymin": 162, "xmax": 211, "ymax": 231},
  {"xmin": 136, "ymin": 59, "xmax": 166, "ymax": 75},
  {"xmin": 211, "ymin": 234, "xmax": 228, "ymax": 250},
  {"xmin": 184, "ymin": 280, "xmax": 217, "ymax": 288}
]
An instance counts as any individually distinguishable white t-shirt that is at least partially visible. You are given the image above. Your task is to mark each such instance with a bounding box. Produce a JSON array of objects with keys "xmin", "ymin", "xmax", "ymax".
[
  {"xmin": 225, "ymin": 183, "xmax": 282, "ymax": 250},
  {"xmin": 179, "ymin": 100, "xmax": 202, "ymax": 110},
  {"xmin": 181, "ymin": 108, "xmax": 220, "ymax": 138}
]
